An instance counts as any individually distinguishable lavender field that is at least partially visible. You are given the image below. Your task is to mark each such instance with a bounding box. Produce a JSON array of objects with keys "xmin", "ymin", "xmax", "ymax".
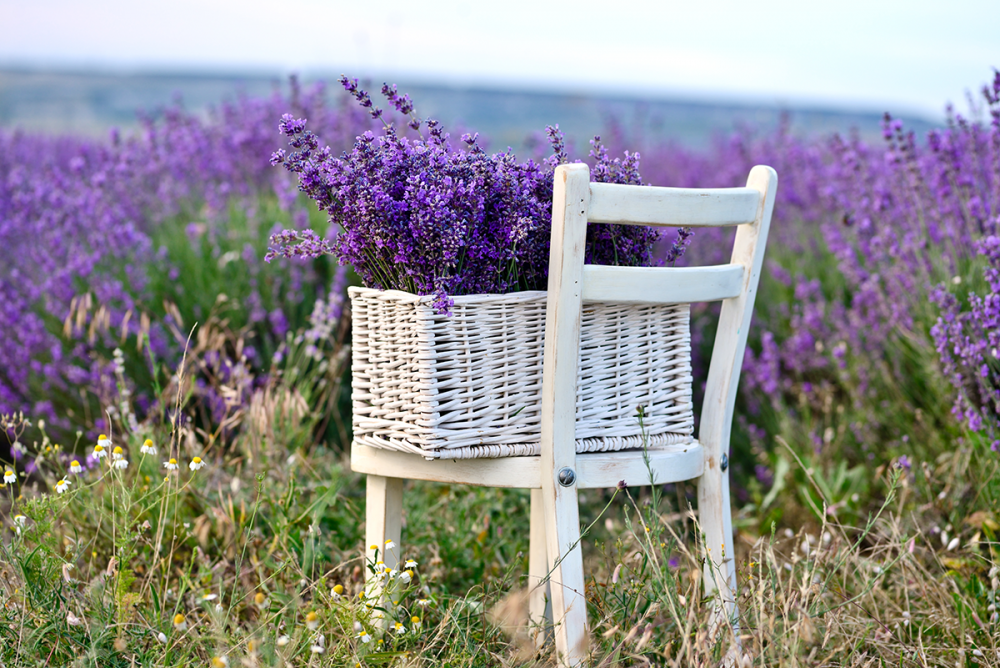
[{"xmin": 1, "ymin": 73, "xmax": 999, "ymax": 666}]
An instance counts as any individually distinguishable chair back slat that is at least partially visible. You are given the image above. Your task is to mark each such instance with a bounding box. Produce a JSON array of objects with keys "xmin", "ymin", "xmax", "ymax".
[
  {"xmin": 581, "ymin": 263, "xmax": 744, "ymax": 304},
  {"xmin": 588, "ymin": 182, "xmax": 761, "ymax": 227}
]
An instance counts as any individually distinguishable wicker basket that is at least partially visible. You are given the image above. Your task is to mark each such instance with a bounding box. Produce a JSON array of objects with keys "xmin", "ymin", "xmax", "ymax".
[{"xmin": 350, "ymin": 287, "xmax": 694, "ymax": 459}]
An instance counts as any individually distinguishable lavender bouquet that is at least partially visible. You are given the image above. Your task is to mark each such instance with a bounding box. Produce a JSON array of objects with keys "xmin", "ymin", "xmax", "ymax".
[{"xmin": 267, "ymin": 77, "xmax": 659, "ymax": 312}]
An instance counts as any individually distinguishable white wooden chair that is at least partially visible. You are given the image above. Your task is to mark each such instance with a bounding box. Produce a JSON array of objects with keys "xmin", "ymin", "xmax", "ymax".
[{"xmin": 352, "ymin": 163, "xmax": 777, "ymax": 666}]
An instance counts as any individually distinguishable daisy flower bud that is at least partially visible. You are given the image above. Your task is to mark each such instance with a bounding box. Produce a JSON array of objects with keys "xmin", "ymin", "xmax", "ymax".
[
  {"xmin": 140, "ymin": 439, "xmax": 157, "ymax": 455},
  {"xmin": 69, "ymin": 461, "xmax": 82, "ymax": 474},
  {"xmin": 172, "ymin": 613, "xmax": 187, "ymax": 631},
  {"xmin": 156, "ymin": 632, "xmax": 167, "ymax": 643},
  {"xmin": 56, "ymin": 479, "xmax": 71, "ymax": 493},
  {"xmin": 189, "ymin": 457, "xmax": 205, "ymax": 471},
  {"xmin": 163, "ymin": 458, "xmax": 178, "ymax": 471},
  {"xmin": 3, "ymin": 470, "xmax": 15, "ymax": 484}
]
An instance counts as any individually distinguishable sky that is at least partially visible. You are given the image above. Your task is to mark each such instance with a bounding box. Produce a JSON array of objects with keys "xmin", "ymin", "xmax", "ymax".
[{"xmin": 1, "ymin": 0, "xmax": 997, "ymax": 120}]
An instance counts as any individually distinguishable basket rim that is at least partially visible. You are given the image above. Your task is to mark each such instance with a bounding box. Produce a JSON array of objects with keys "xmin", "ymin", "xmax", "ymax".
[{"xmin": 349, "ymin": 286, "xmax": 548, "ymax": 306}]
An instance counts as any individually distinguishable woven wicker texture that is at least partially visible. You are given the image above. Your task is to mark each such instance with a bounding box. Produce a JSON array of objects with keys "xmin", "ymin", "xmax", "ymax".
[{"xmin": 351, "ymin": 287, "xmax": 694, "ymax": 459}]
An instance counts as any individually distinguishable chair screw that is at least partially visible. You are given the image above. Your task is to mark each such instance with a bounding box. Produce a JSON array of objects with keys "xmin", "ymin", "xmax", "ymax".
[
  {"xmin": 558, "ymin": 467, "xmax": 576, "ymax": 487},
  {"xmin": 720, "ymin": 454, "xmax": 729, "ymax": 472}
]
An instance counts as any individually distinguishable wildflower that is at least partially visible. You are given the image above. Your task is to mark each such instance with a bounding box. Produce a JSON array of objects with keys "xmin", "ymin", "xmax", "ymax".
[
  {"xmin": 357, "ymin": 630, "xmax": 371, "ymax": 643},
  {"xmin": 202, "ymin": 593, "xmax": 218, "ymax": 602},
  {"xmin": 156, "ymin": 632, "xmax": 167, "ymax": 643},
  {"xmin": 97, "ymin": 434, "xmax": 112, "ymax": 449},
  {"xmin": 112, "ymin": 446, "xmax": 124, "ymax": 460},
  {"xmin": 276, "ymin": 635, "xmax": 290, "ymax": 646},
  {"xmin": 305, "ymin": 611, "xmax": 319, "ymax": 630},
  {"xmin": 384, "ymin": 539, "xmax": 396, "ymax": 551},
  {"xmin": 69, "ymin": 460, "xmax": 82, "ymax": 474},
  {"xmin": 4, "ymin": 470, "xmax": 15, "ymax": 484},
  {"xmin": 211, "ymin": 657, "xmax": 229, "ymax": 668},
  {"xmin": 66, "ymin": 611, "xmax": 83, "ymax": 626},
  {"xmin": 404, "ymin": 559, "xmax": 417, "ymax": 569},
  {"xmin": 331, "ymin": 584, "xmax": 344, "ymax": 599},
  {"xmin": 311, "ymin": 635, "xmax": 326, "ymax": 654},
  {"xmin": 173, "ymin": 613, "xmax": 187, "ymax": 631},
  {"xmin": 394, "ymin": 621, "xmax": 406, "ymax": 635},
  {"xmin": 56, "ymin": 478, "xmax": 71, "ymax": 493},
  {"xmin": 369, "ymin": 544, "xmax": 378, "ymax": 551},
  {"xmin": 411, "ymin": 615, "xmax": 421, "ymax": 628},
  {"xmin": 93, "ymin": 444, "xmax": 106, "ymax": 460},
  {"xmin": 254, "ymin": 592, "xmax": 267, "ymax": 607},
  {"xmin": 163, "ymin": 458, "xmax": 178, "ymax": 471},
  {"xmin": 189, "ymin": 457, "xmax": 205, "ymax": 471},
  {"xmin": 140, "ymin": 439, "xmax": 157, "ymax": 455},
  {"xmin": 400, "ymin": 569, "xmax": 413, "ymax": 584},
  {"xmin": 13, "ymin": 514, "xmax": 26, "ymax": 534},
  {"xmin": 417, "ymin": 598, "xmax": 430, "ymax": 607},
  {"xmin": 113, "ymin": 457, "xmax": 129, "ymax": 470}
]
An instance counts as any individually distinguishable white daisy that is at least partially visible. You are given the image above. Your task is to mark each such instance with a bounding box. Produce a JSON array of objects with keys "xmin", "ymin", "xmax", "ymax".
[
  {"xmin": 189, "ymin": 457, "xmax": 205, "ymax": 471},
  {"xmin": 111, "ymin": 446, "xmax": 124, "ymax": 461},
  {"xmin": 55, "ymin": 479, "xmax": 71, "ymax": 493},
  {"xmin": 400, "ymin": 569, "xmax": 413, "ymax": 584},
  {"xmin": 330, "ymin": 584, "xmax": 344, "ymax": 599},
  {"xmin": 113, "ymin": 458, "xmax": 129, "ymax": 470},
  {"xmin": 404, "ymin": 559, "xmax": 418, "ymax": 569},
  {"xmin": 417, "ymin": 598, "xmax": 430, "ymax": 607},
  {"xmin": 305, "ymin": 611, "xmax": 319, "ymax": 630},
  {"xmin": 4, "ymin": 469, "xmax": 17, "ymax": 484},
  {"xmin": 140, "ymin": 439, "xmax": 157, "ymax": 455},
  {"xmin": 163, "ymin": 458, "xmax": 178, "ymax": 471},
  {"xmin": 384, "ymin": 539, "xmax": 396, "ymax": 551},
  {"xmin": 156, "ymin": 632, "xmax": 167, "ymax": 643},
  {"xmin": 357, "ymin": 631, "xmax": 371, "ymax": 644},
  {"xmin": 97, "ymin": 434, "xmax": 112, "ymax": 449},
  {"xmin": 172, "ymin": 613, "xmax": 187, "ymax": 631},
  {"xmin": 394, "ymin": 622, "xmax": 406, "ymax": 635},
  {"xmin": 69, "ymin": 460, "xmax": 82, "ymax": 474},
  {"xmin": 92, "ymin": 444, "xmax": 107, "ymax": 460},
  {"xmin": 276, "ymin": 635, "xmax": 290, "ymax": 647},
  {"xmin": 13, "ymin": 514, "xmax": 26, "ymax": 534}
]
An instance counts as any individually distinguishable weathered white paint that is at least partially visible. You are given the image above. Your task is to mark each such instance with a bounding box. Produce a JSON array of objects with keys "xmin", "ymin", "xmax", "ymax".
[
  {"xmin": 588, "ymin": 182, "xmax": 760, "ymax": 227},
  {"xmin": 582, "ymin": 263, "xmax": 745, "ymax": 304},
  {"xmin": 697, "ymin": 165, "xmax": 777, "ymax": 639},
  {"xmin": 351, "ymin": 441, "xmax": 703, "ymax": 489}
]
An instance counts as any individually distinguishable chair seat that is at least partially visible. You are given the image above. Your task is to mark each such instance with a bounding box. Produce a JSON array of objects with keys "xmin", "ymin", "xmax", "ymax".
[{"xmin": 350, "ymin": 440, "xmax": 704, "ymax": 489}]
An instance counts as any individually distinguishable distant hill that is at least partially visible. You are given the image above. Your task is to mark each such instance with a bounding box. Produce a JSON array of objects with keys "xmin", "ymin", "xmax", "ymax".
[{"xmin": 0, "ymin": 67, "xmax": 941, "ymax": 151}]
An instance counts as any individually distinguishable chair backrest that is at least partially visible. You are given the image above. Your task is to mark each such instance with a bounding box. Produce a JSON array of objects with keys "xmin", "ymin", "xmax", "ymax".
[{"xmin": 540, "ymin": 163, "xmax": 777, "ymax": 486}]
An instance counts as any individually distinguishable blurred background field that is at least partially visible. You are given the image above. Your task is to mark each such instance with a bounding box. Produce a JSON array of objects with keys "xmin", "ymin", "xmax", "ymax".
[{"xmin": 2, "ymin": 1, "xmax": 1000, "ymax": 664}]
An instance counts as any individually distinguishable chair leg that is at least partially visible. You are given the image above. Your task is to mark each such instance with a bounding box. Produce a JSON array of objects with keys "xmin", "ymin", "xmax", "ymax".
[
  {"xmin": 542, "ymin": 485, "xmax": 589, "ymax": 666},
  {"xmin": 697, "ymin": 463, "xmax": 739, "ymax": 641},
  {"xmin": 365, "ymin": 474, "xmax": 403, "ymax": 626},
  {"xmin": 529, "ymin": 488, "xmax": 551, "ymax": 647}
]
